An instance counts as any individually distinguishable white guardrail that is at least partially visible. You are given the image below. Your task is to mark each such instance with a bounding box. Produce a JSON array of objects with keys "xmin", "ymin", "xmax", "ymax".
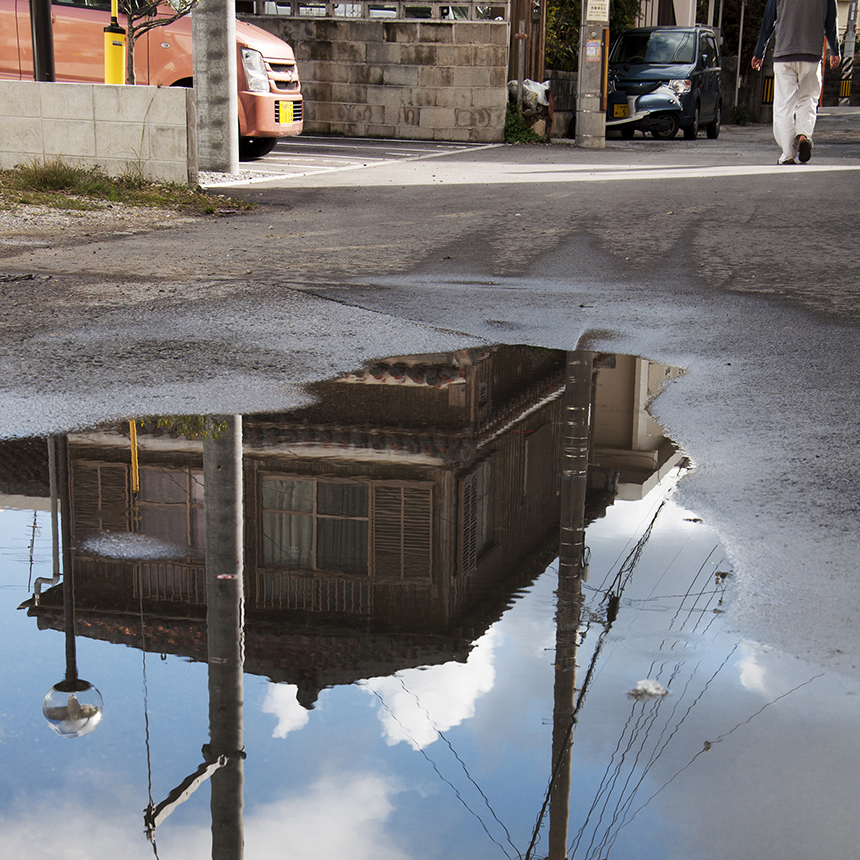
[{"xmin": 245, "ymin": 1, "xmax": 509, "ymax": 20}]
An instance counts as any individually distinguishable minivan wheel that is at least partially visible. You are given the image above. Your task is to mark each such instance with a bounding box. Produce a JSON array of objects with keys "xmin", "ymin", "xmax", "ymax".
[
  {"xmin": 239, "ymin": 136, "xmax": 278, "ymax": 160},
  {"xmin": 706, "ymin": 103, "xmax": 721, "ymax": 139},
  {"xmin": 650, "ymin": 113, "xmax": 679, "ymax": 140},
  {"xmin": 683, "ymin": 106, "xmax": 699, "ymax": 140}
]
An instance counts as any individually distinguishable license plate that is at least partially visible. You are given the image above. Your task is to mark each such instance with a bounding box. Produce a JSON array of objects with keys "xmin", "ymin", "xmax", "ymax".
[
  {"xmin": 278, "ymin": 101, "xmax": 294, "ymax": 124},
  {"xmin": 613, "ymin": 104, "xmax": 629, "ymax": 118}
]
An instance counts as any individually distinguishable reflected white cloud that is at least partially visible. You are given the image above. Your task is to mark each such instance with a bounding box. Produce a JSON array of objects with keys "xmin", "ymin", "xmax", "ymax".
[
  {"xmin": 362, "ymin": 628, "xmax": 499, "ymax": 750},
  {"xmin": 262, "ymin": 683, "xmax": 311, "ymax": 738},
  {"xmin": 245, "ymin": 772, "xmax": 409, "ymax": 860},
  {"xmin": 0, "ymin": 772, "xmax": 410, "ymax": 860},
  {"xmin": 0, "ymin": 790, "xmax": 185, "ymax": 860},
  {"xmin": 736, "ymin": 643, "xmax": 769, "ymax": 696}
]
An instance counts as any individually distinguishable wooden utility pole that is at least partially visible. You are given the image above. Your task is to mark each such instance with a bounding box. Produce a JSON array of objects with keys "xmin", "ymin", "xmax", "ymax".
[{"xmin": 508, "ymin": 0, "xmax": 547, "ymax": 83}]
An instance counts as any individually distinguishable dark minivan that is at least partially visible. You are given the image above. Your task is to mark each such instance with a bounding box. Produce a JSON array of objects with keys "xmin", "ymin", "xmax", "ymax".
[{"xmin": 606, "ymin": 25, "xmax": 722, "ymax": 140}]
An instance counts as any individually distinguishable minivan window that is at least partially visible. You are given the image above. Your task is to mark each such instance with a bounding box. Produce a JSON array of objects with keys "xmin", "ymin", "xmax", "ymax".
[
  {"xmin": 705, "ymin": 34, "xmax": 720, "ymax": 66},
  {"xmin": 52, "ymin": 0, "xmax": 151, "ymax": 10},
  {"xmin": 52, "ymin": 0, "xmax": 112, "ymax": 9},
  {"xmin": 610, "ymin": 30, "xmax": 697, "ymax": 65}
]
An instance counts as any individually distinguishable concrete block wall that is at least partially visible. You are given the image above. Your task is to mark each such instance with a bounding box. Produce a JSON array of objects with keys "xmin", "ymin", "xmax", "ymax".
[
  {"xmin": 0, "ymin": 81, "xmax": 197, "ymax": 185},
  {"xmin": 240, "ymin": 17, "xmax": 510, "ymax": 142}
]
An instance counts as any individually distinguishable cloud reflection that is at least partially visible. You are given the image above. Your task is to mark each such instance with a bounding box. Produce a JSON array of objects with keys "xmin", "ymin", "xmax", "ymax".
[
  {"xmin": 262, "ymin": 683, "xmax": 312, "ymax": 738},
  {"xmin": 1, "ymin": 772, "xmax": 409, "ymax": 860},
  {"xmin": 362, "ymin": 629, "xmax": 499, "ymax": 750},
  {"xmin": 245, "ymin": 772, "xmax": 409, "ymax": 860},
  {"xmin": 736, "ymin": 643, "xmax": 769, "ymax": 696}
]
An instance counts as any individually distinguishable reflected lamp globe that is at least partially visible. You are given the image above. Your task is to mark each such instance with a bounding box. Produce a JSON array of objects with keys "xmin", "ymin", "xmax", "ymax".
[{"xmin": 43, "ymin": 679, "xmax": 104, "ymax": 738}]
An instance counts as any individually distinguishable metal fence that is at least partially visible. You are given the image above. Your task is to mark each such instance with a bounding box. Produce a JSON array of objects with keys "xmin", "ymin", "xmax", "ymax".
[{"xmin": 243, "ymin": 1, "xmax": 509, "ymax": 20}]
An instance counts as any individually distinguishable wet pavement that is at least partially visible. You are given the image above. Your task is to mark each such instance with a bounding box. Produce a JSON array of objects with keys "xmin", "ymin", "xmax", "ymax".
[
  {"xmin": 2, "ymin": 347, "xmax": 858, "ymax": 859},
  {"xmin": 2, "ymin": 112, "xmax": 860, "ymax": 858}
]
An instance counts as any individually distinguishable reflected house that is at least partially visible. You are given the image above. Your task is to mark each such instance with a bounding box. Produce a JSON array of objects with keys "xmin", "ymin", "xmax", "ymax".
[
  {"xmin": 591, "ymin": 354, "xmax": 685, "ymax": 500},
  {"xmin": 21, "ymin": 347, "xmax": 571, "ymax": 700},
  {"xmin": 13, "ymin": 348, "xmax": 683, "ymax": 704}
]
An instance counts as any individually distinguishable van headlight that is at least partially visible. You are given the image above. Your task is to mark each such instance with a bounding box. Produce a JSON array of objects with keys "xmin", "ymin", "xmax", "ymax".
[
  {"xmin": 669, "ymin": 79, "xmax": 692, "ymax": 95},
  {"xmin": 241, "ymin": 48, "xmax": 270, "ymax": 93}
]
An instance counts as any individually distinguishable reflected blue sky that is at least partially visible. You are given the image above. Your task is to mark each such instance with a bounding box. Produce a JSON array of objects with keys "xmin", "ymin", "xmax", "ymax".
[{"xmin": 2, "ymin": 475, "xmax": 858, "ymax": 859}]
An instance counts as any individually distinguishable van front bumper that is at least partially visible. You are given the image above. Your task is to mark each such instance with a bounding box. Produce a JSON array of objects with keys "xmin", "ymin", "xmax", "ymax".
[{"xmin": 239, "ymin": 92, "xmax": 303, "ymax": 138}]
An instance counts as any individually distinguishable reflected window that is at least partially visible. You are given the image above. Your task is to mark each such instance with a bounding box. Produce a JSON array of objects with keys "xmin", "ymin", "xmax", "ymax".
[
  {"xmin": 138, "ymin": 467, "xmax": 205, "ymax": 557},
  {"xmin": 460, "ymin": 459, "xmax": 494, "ymax": 574},
  {"xmin": 72, "ymin": 461, "xmax": 130, "ymax": 540},
  {"xmin": 261, "ymin": 478, "xmax": 369, "ymax": 576}
]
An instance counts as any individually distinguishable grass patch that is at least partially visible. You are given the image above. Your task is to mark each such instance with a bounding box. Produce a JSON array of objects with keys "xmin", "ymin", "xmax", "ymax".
[
  {"xmin": 0, "ymin": 159, "xmax": 252, "ymax": 215},
  {"xmin": 504, "ymin": 104, "xmax": 548, "ymax": 144}
]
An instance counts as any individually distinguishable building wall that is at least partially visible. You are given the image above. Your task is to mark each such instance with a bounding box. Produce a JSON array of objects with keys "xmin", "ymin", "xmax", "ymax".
[
  {"xmin": 0, "ymin": 80, "xmax": 197, "ymax": 185},
  {"xmin": 239, "ymin": 17, "xmax": 510, "ymax": 142},
  {"xmin": 637, "ymin": 0, "xmax": 696, "ymax": 27}
]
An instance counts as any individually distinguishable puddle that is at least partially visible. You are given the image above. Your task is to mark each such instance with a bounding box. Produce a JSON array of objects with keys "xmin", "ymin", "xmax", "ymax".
[{"xmin": 0, "ymin": 346, "xmax": 856, "ymax": 859}]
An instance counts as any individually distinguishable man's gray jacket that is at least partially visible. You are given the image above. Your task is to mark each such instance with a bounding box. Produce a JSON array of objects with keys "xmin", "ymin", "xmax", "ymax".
[{"xmin": 754, "ymin": 0, "xmax": 840, "ymax": 61}]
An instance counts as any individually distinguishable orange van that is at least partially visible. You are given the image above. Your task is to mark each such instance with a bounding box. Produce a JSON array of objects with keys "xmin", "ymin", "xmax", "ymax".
[{"xmin": 0, "ymin": 0, "xmax": 303, "ymax": 159}]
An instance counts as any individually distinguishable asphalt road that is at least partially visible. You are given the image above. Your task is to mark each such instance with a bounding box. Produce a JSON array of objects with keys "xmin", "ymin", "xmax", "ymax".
[
  {"xmin": 1, "ymin": 111, "xmax": 860, "ymax": 676},
  {"xmin": 209, "ymin": 135, "xmax": 497, "ymax": 181}
]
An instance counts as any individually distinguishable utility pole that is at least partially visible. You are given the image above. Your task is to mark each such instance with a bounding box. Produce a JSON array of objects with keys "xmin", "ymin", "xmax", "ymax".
[
  {"xmin": 576, "ymin": 0, "xmax": 609, "ymax": 148},
  {"xmin": 841, "ymin": 0, "xmax": 858, "ymax": 105},
  {"xmin": 193, "ymin": 0, "xmax": 239, "ymax": 173},
  {"xmin": 508, "ymin": 0, "xmax": 546, "ymax": 83},
  {"xmin": 735, "ymin": 0, "xmax": 747, "ymax": 114},
  {"xmin": 29, "ymin": 0, "xmax": 55, "ymax": 81}
]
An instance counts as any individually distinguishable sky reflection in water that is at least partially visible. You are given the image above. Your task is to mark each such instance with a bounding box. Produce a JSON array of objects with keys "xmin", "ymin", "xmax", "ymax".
[{"xmin": 0, "ymin": 348, "xmax": 857, "ymax": 860}]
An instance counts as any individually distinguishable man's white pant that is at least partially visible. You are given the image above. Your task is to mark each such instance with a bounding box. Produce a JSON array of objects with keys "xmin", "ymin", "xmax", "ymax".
[{"xmin": 773, "ymin": 60, "xmax": 822, "ymax": 163}]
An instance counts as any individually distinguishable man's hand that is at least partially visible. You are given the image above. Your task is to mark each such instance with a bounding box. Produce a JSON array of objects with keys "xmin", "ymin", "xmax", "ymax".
[
  {"xmin": 830, "ymin": 53, "xmax": 841, "ymax": 70},
  {"xmin": 751, "ymin": 56, "xmax": 763, "ymax": 71}
]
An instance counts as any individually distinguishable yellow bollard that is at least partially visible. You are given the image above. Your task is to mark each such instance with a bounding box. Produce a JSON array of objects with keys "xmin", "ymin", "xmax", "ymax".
[{"xmin": 104, "ymin": 0, "xmax": 126, "ymax": 85}]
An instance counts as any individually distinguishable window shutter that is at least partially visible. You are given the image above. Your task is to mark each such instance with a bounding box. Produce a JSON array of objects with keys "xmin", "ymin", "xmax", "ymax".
[
  {"xmin": 372, "ymin": 484, "xmax": 432, "ymax": 581},
  {"xmin": 72, "ymin": 462, "xmax": 130, "ymax": 542},
  {"xmin": 460, "ymin": 472, "xmax": 479, "ymax": 575}
]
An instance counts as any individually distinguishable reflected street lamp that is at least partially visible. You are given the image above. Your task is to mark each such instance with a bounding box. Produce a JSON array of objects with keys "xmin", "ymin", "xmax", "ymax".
[
  {"xmin": 42, "ymin": 434, "xmax": 104, "ymax": 738},
  {"xmin": 43, "ymin": 678, "xmax": 103, "ymax": 739}
]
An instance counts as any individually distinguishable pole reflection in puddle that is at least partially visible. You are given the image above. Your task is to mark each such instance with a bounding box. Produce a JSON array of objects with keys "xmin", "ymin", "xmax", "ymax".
[
  {"xmin": 204, "ymin": 415, "xmax": 245, "ymax": 860},
  {"xmin": 144, "ymin": 415, "xmax": 246, "ymax": 858}
]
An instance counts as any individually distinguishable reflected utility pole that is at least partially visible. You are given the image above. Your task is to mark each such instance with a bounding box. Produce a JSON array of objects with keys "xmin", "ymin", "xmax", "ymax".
[
  {"xmin": 144, "ymin": 416, "xmax": 246, "ymax": 853},
  {"xmin": 204, "ymin": 415, "xmax": 245, "ymax": 860},
  {"xmin": 548, "ymin": 351, "xmax": 593, "ymax": 860}
]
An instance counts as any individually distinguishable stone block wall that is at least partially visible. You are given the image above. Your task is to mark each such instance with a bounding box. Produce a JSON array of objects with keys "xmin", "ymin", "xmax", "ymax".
[
  {"xmin": 0, "ymin": 81, "xmax": 197, "ymax": 185},
  {"xmin": 240, "ymin": 17, "xmax": 510, "ymax": 142}
]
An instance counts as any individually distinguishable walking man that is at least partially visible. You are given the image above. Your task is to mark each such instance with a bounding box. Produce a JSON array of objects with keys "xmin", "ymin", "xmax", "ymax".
[{"xmin": 751, "ymin": 0, "xmax": 841, "ymax": 164}]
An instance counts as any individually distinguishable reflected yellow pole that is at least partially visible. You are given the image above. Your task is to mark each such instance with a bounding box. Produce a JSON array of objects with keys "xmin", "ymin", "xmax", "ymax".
[{"xmin": 129, "ymin": 420, "xmax": 139, "ymax": 497}]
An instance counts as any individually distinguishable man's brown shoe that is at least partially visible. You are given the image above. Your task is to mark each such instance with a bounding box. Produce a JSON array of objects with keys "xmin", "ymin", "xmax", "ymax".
[{"xmin": 796, "ymin": 134, "xmax": 813, "ymax": 163}]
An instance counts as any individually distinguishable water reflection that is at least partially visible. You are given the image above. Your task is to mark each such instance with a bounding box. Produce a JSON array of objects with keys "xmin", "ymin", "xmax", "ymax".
[
  {"xmin": 39, "ymin": 436, "xmax": 104, "ymax": 738},
  {"xmin": 2, "ymin": 346, "xmax": 851, "ymax": 859}
]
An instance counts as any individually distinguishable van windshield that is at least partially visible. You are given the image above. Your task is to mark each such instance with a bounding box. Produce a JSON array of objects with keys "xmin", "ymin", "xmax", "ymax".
[{"xmin": 610, "ymin": 30, "xmax": 697, "ymax": 65}]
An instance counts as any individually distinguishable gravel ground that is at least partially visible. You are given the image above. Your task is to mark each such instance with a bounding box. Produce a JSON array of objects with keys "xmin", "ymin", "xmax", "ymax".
[{"xmin": 0, "ymin": 201, "xmax": 199, "ymax": 248}]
